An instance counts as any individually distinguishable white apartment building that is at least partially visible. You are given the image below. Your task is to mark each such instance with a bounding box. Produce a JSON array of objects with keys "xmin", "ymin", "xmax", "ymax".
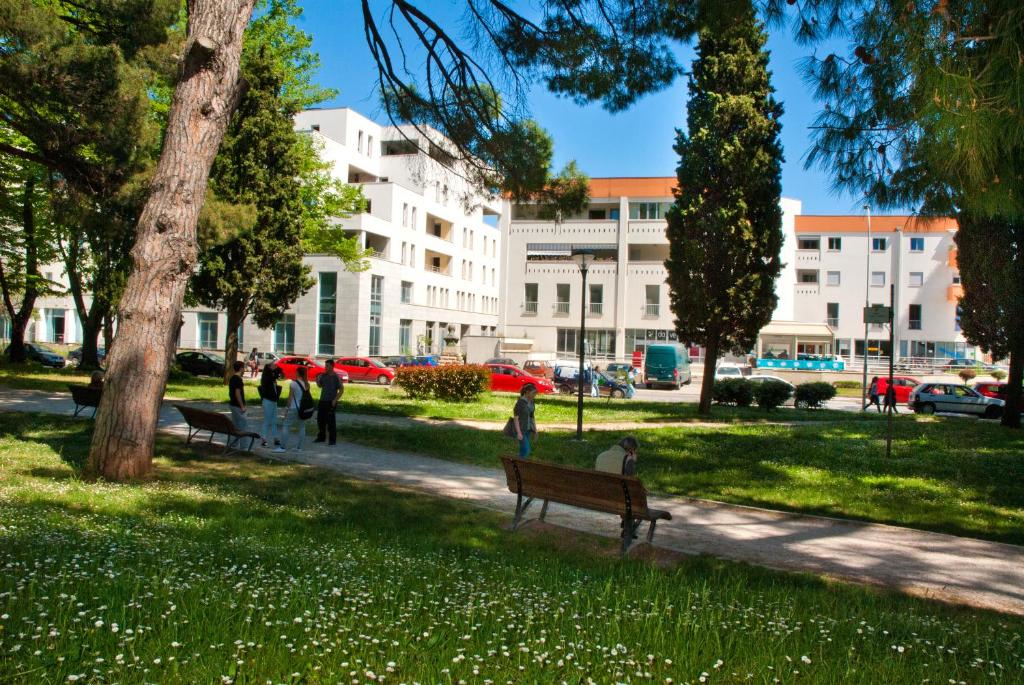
[
  {"xmin": 20, "ymin": 107, "xmax": 505, "ymax": 358},
  {"xmin": 499, "ymin": 177, "xmax": 802, "ymax": 360},
  {"xmin": 499, "ymin": 177, "xmax": 974, "ymax": 365},
  {"xmin": 789, "ymin": 215, "xmax": 972, "ymax": 362}
]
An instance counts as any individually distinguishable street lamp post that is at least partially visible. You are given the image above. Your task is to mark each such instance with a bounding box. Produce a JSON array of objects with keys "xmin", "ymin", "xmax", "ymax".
[
  {"xmin": 862, "ymin": 205, "xmax": 872, "ymax": 410},
  {"xmin": 570, "ymin": 249, "xmax": 595, "ymax": 440}
]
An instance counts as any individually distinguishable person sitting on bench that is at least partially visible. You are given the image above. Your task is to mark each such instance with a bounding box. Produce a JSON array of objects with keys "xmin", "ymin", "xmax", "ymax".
[{"xmin": 595, "ymin": 436, "xmax": 639, "ymax": 477}]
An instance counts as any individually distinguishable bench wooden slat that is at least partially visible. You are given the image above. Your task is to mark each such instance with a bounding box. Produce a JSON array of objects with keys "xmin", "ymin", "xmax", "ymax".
[
  {"xmin": 500, "ymin": 456, "xmax": 671, "ymax": 557},
  {"xmin": 174, "ymin": 404, "xmax": 259, "ymax": 455}
]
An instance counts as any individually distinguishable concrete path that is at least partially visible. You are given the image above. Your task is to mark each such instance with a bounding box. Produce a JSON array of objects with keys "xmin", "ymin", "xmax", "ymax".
[{"xmin": 3, "ymin": 386, "xmax": 1023, "ymax": 616}]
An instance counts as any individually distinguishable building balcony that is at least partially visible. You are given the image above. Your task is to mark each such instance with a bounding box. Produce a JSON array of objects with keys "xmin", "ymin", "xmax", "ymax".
[
  {"xmin": 909, "ymin": 319, "xmax": 922, "ymax": 330},
  {"xmin": 826, "ymin": 317, "xmax": 839, "ymax": 328},
  {"xmin": 554, "ymin": 302, "xmax": 570, "ymax": 315},
  {"xmin": 643, "ymin": 303, "xmax": 660, "ymax": 318},
  {"xmin": 522, "ymin": 301, "xmax": 538, "ymax": 315},
  {"xmin": 947, "ymin": 284, "xmax": 963, "ymax": 301},
  {"xmin": 589, "ymin": 302, "xmax": 603, "ymax": 316}
]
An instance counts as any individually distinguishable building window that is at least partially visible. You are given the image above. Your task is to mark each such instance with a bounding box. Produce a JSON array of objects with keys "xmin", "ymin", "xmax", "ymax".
[
  {"xmin": 409, "ymin": 245, "xmax": 415, "ymax": 267},
  {"xmin": 557, "ymin": 328, "xmax": 578, "ymax": 356},
  {"xmin": 798, "ymin": 270, "xmax": 819, "ymax": 284},
  {"xmin": 318, "ymin": 272, "xmax": 337, "ymax": 356},
  {"xmin": 872, "ymin": 237, "xmax": 888, "ymax": 251},
  {"xmin": 798, "ymin": 237, "xmax": 820, "ymax": 250},
  {"xmin": 555, "ymin": 283, "xmax": 570, "ymax": 315},
  {"xmin": 198, "ymin": 312, "xmax": 218, "ymax": 349},
  {"xmin": 369, "ymin": 275, "xmax": 383, "ymax": 355},
  {"xmin": 401, "ymin": 280, "xmax": 413, "ymax": 304},
  {"xmin": 827, "ymin": 237, "xmax": 842, "ymax": 251},
  {"xmin": 908, "ymin": 272, "xmax": 923, "ymax": 287},
  {"xmin": 588, "ymin": 209, "xmax": 607, "ymax": 220},
  {"xmin": 826, "ymin": 271, "xmax": 841, "ymax": 286},
  {"xmin": 273, "ymin": 314, "xmax": 295, "ymax": 354},
  {"xmin": 357, "ymin": 130, "xmax": 364, "ymax": 153},
  {"xmin": 46, "ymin": 309, "xmax": 66, "ymax": 344},
  {"xmin": 644, "ymin": 284, "xmax": 660, "ymax": 317},
  {"xmin": 910, "ymin": 237, "xmax": 924, "ymax": 252},
  {"xmin": 826, "ymin": 302, "xmax": 839, "ymax": 328},
  {"xmin": 402, "ymin": 203, "xmax": 408, "ymax": 227},
  {"xmin": 367, "ymin": 135, "xmax": 373, "ymax": 156},
  {"xmin": 871, "ymin": 271, "xmax": 886, "ymax": 287},
  {"xmin": 399, "ymin": 319, "xmax": 412, "ymax": 354},
  {"xmin": 524, "ymin": 283, "xmax": 538, "ymax": 314},
  {"xmin": 589, "ymin": 283, "xmax": 603, "ymax": 315},
  {"xmin": 410, "ymin": 207, "xmax": 417, "ymax": 229},
  {"xmin": 955, "ymin": 304, "xmax": 962, "ymax": 331},
  {"xmin": 628, "ymin": 202, "xmax": 670, "ymax": 220},
  {"xmin": 909, "ymin": 304, "xmax": 922, "ymax": 330}
]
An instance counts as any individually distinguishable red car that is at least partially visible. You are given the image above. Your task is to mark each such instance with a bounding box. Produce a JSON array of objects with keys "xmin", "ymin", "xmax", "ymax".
[
  {"xmin": 873, "ymin": 376, "xmax": 920, "ymax": 403},
  {"xmin": 485, "ymin": 364, "xmax": 555, "ymax": 394},
  {"xmin": 273, "ymin": 356, "xmax": 350, "ymax": 384},
  {"xmin": 335, "ymin": 357, "xmax": 395, "ymax": 385},
  {"xmin": 974, "ymin": 382, "xmax": 1024, "ymax": 409}
]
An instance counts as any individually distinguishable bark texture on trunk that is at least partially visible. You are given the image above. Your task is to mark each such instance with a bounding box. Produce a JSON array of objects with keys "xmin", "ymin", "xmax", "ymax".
[
  {"xmin": 1, "ymin": 177, "xmax": 40, "ymax": 363},
  {"xmin": 1002, "ymin": 342, "xmax": 1022, "ymax": 429},
  {"xmin": 86, "ymin": 0, "xmax": 256, "ymax": 480},
  {"xmin": 698, "ymin": 338, "xmax": 720, "ymax": 415},
  {"xmin": 222, "ymin": 305, "xmax": 243, "ymax": 384}
]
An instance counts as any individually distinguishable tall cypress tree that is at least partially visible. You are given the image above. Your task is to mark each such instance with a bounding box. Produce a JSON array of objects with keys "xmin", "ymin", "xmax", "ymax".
[{"xmin": 665, "ymin": 3, "xmax": 784, "ymax": 415}]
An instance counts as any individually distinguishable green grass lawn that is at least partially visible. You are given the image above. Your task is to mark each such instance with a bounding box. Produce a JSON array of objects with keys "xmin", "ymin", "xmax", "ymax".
[
  {"xmin": 0, "ymin": 361, "xmax": 874, "ymax": 424},
  {"xmin": 1, "ymin": 413, "xmax": 1022, "ymax": 684},
  {"xmin": 340, "ymin": 417, "xmax": 1024, "ymax": 545}
]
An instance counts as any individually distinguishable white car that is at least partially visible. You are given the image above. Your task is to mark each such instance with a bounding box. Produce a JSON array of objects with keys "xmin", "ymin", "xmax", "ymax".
[
  {"xmin": 715, "ymin": 363, "xmax": 751, "ymax": 380},
  {"xmin": 747, "ymin": 374, "xmax": 795, "ymax": 389}
]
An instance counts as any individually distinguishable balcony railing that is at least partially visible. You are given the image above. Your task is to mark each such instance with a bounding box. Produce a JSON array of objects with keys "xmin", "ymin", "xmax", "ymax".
[
  {"xmin": 523, "ymin": 301, "xmax": 538, "ymax": 314},
  {"xmin": 643, "ymin": 303, "xmax": 660, "ymax": 317},
  {"xmin": 589, "ymin": 302, "xmax": 603, "ymax": 315},
  {"xmin": 909, "ymin": 319, "xmax": 922, "ymax": 330},
  {"xmin": 826, "ymin": 317, "xmax": 839, "ymax": 328},
  {"xmin": 554, "ymin": 302, "xmax": 570, "ymax": 315},
  {"xmin": 427, "ymin": 265, "xmax": 449, "ymax": 275}
]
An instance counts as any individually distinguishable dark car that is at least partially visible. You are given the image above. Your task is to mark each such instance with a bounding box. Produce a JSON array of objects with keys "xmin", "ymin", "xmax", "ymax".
[
  {"xmin": 175, "ymin": 350, "xmax": 226, "ymax": 377},
  {"xmin": 67, "ymin": 347, "xmax": 106, "ymax": 367},
  {"xmin": 8, "ymin": 343, "xmax": 66, "ymax": 368},
  {"xmin": 380, "ymin": 356, "xmax": 407, "ymax": 368},
  {"xmin": 555, "ymin": 371, "xmax": 630, "ymax": 399},
  {"xmin": 399, "ymin": 355, "xmax": 439, "ymax": 367},
  {"xmin": 484, "ymin": 357, "xmax": 519, "ymax": 367}
]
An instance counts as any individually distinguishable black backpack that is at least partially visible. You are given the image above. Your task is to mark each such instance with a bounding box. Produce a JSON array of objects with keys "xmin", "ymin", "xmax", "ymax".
[{"xmin": 297, "ymin": 383, "xmax": 315, "ymax": 420}]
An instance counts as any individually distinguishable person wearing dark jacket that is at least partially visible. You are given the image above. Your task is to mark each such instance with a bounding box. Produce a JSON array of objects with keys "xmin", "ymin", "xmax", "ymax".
[
  {"xmin": 314, "ymin": 359, "xmax": 343, "ymax": 445},
  {"xmin": 258, "ymin": 364, "xmax": 282, "ymax": 447}
]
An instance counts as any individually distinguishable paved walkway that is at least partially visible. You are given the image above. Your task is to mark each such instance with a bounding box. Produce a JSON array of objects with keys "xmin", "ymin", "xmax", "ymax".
[{"xmin": 3, "ymin": 386, "xmax": 1023, "ymax": 616}]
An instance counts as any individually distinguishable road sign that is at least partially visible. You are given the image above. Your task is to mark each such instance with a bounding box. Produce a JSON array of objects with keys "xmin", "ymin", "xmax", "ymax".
[{"xmin": 863, "ymin": 305, "xmax": 892, "ymax": 324}]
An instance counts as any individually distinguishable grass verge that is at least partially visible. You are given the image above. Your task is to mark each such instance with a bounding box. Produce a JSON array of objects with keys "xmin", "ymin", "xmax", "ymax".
[{"xmin": 1, "ymin": 413, "xmax": 1023, "ymax": 684}]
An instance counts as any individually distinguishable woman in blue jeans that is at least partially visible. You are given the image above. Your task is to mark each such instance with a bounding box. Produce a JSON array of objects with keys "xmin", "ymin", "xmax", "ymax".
[
  {"xmin": 258, "ymin": 364, "xmax": 281, "ymax": 447},
  {"xmin": 513, "ymin": 384, "xmax": 538, "ymax": 458}
]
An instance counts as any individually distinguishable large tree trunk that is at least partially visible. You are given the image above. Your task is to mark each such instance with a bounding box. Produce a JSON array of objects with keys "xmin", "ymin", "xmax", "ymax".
[
  {"xmin": 2, "ymin": 177, "xmax": 41, "ymax": 363},
  {"xmin": 222, "ymin": 304, "xmax": 244, "ymax": 384},
  {"xmin": 1002, "ymin": 343, "xmax": 1022, "ymax": 429},
  {"xmin": 86, "ymin": 0, "xmax": 256, "ymax": 480},
  {"xmin": 698, "ymin": 338, "xmax": 720, "ymax": 415}
]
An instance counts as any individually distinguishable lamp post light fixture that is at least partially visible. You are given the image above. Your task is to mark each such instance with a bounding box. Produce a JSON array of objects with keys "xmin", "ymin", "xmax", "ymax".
[{"xmin": 570, "ymin": 249, "xmax": 596, "ymax": 439}]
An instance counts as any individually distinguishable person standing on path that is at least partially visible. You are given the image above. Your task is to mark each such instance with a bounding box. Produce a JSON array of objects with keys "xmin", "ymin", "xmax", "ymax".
[
  {"xmin": 513, "ymin": 384, "xmax": 538, "ymax": 458},
  {"xmin": 315, "ymin": 359, "xmax": 342, "ymax": 445},
  {"xmin": 228, "ymin": 361, "xmax": 247, "ymax": 429},
  {"xmin": 258, "ymin": 363, "xmax": 282, "ymax": 447},
  {"xmin": 247, "ymin": 347, "xmax": 260, "ymax": 378},
  {"xmin": 864, "ymin": 376, "xmax": 881, "ymax": 412},
  {"xmin": 276, "ymin": 366, "xmax": 311, "ymax": 453}
]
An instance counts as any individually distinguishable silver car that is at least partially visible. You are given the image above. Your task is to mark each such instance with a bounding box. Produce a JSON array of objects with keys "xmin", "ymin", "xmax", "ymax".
[{"xmin": 908, "ymin": 383, "xmax": 1005, "ymax": 419}]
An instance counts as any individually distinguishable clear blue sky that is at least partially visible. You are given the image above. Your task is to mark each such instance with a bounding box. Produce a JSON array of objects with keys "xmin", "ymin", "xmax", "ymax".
[{"xmin": 296, "ymin": 1, "xmax": 866, "ymax": 216}]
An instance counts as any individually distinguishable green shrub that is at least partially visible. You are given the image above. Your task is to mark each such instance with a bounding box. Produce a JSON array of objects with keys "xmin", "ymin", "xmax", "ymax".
[
  {"xmin": 394, "ymin": 365, "xmax": 490, "ymax": 402},
  {"xmin": 832, "ymin": 380, "xmax": 861, "ymax": 389},
  {"xmin": 991, "ymin": 369, "xmax": 1007, "ymax": 381},
  {"xmin": 166, "ymin": 365, "xmax": 194, "ymax": 383},
  {"xmin": 712, "ymin": 378, "xmax": 754, "ymax": 407},
  {"xmin": 795, "ymin": 382, "xmax": 837, "ymax": 409},
  {"xmin": 958, "ymin": 368, "xmax": 977, "ymax": 383},
  {"xmin": 755, "ymin": 380, "xmax": 793, "ymax": 411}
]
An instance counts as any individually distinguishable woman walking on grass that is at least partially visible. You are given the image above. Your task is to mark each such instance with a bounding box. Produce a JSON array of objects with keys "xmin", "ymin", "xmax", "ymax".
[
  {"xmin": 276, "ymin": 366, "xmax": 310, "ymax": 453},
  {"xmin": 513, "ymin": 384, "xmax": 538, "ymax": 458},
  {"xmin": 258, "ymin": 363, "xmax": 281, "ymax": 448}
]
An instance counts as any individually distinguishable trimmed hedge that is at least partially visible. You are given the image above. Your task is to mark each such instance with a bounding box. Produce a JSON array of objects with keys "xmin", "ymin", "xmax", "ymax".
[
  {"xmin": 992, "ymin": 369, "xmax": 1007, "ymax": 381},
  {"xmin": 754, "ymin": 380, "xmax": 793, "ymax": 411},
  {"xmin": 394, "ymin": 365, "xmax": 490, "ymax": 402},
  {"xmin": 958, "ymin": 368, "xmax": 978, "ymax": 383},
  {"xmin": 712, "ymin": 378, "xmax": 754, "ymax": 407},
  {"xmin": 794, "ymin": 382, "xmax": 837, "ymax": 409},
  {"xmin": 832, "ymin": 380, "xmax": 861, "ymax": 390}
]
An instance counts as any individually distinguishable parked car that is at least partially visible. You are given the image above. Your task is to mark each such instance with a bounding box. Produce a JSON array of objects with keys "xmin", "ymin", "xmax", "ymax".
[
  {"xmin": 943, "ymin": 359, "xmax": 1000, "ymax": 372},
  {"xmin": 873, "ymin": 375, "xmax": 921, "ymax": 404},
  {"xmin": 10, "ymin": 342, "xmax": 67, "ymax": 368},
  {"xmin": 604, "ymin": 362, "xmax": 635, "ymax": 380},
  {"xmin": 644, "ymin": 343, "xmax": 692, "ymax": 389},
  {"xmin": 67, "ymin": 347, "xmax": 106, "ymax": 367},
  {"xmin": 273, "ymin": 356, "xmax": 350, "ymax": 385},
  {"xmin": 974, "ymin": 381, "xmax": 1024, "ymax": 410},
  {"xmin": 747, "ymin": 374, "xmax": 795, "ymax": 389},
  {"xmin": 908, "ymin": 382, "xmax": 1005, "ymax": 418},
  {"xmin": 175, "ymin": 350, "xmax": 225, "ymax": 377},
  {"xmin": 715, "ymin": 362, "xmax": 751, "ymax": 380},
  {"xmin": 523, "ymin": 360, "xmax": 555, "ymax": 379},
  {"xmin": 555, "ymin": 371, "xmax": 630, "ymax": 399},
  {"xmin": 399, "ymin": 355, "xmax": 439, "ymax": 367},
  {"xmin": 485, "ymin": 363, "xmax": 554, "ymax": 394},
  {"xmin": 334, "ymin": 356, "xmax": 395, "ymax": 384},
  {"xmin": 484, "ymin": 357, "xmax": 519, "ymax": 367}
]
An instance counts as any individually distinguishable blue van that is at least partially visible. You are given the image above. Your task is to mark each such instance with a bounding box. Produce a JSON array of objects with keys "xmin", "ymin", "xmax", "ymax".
[{"xmin": 643, "ymin": 343, "xmax": 692, "ymax": 389}]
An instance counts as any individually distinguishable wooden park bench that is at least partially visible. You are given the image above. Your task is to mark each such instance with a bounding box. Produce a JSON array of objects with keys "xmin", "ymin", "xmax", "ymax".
[
  {"xmin": 68, "ymin": 384, "xmax": 102, "ymax": 418},
  {"xmin": 174, "ymin": 404, "xmax": 260, "ymax": 455},
  {"xmin": 500, "ymin": 456, "xmax": 672, "ymax": 557}
]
